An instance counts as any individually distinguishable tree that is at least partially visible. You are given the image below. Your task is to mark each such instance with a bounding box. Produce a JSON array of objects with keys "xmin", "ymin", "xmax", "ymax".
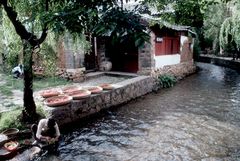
[
  {"xmin": 0, "ymin": 0, "xmax": 50, "ymax": 122},
  {"xmin": 0, "ymin": 0, "xmax": 111, "ymax": 122},
  {"xmin": 203, "ymin": 0, "xmax": 240, "ymax": 57},
  {"xmin": 0, "ymin": 0, "xmax": 149, "ymax": 122},
  {"xmin": 142, "ymin": 0, "xmax": 207, "ymax": 26},
  {"xmin": 219, "ymin": 0, "xmax": 240, "ymax": 55},
  {"xmin": 174, "ymin": 0, "xmax": 204, "ymax": 27},
  {"xmin": 203, "ymin": 2, "xmax": 229, "ymax": 53},
  {"xmin": 93, "ymin": 7, "xmax": 149, "ymax": 47}
]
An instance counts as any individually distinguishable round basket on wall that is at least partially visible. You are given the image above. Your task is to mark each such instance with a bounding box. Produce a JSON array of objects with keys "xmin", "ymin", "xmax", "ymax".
[
  {"xmin": 99, "ymin": 83, "xmax": 115, "ymax": 90},
  {"xmin": 40, "ymin": 89, "xmax": 62, "ymax": 98},
  {"xmin": 62, "ymin": 86, "xmax": 82, "ymax": 94},
  {"xmin": 44, "ymin": 95, "xmax": 72, "ymax": 107},
  {"xmin": 67, "ymin": 89, "xmax": 91, "ymax": 100},
  {"xmin": 83, "ymin": 86, "xmax": 103, "ymax": 94}
]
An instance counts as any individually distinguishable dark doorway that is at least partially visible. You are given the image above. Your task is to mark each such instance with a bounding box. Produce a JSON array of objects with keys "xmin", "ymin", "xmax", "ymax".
[
  {"xmin": 105, "ymin": 39, "xmax": 138, "ymax": 73},
  {"xmin": 84, "ymin": 36, "xmax": 97, "ymax": 71}
]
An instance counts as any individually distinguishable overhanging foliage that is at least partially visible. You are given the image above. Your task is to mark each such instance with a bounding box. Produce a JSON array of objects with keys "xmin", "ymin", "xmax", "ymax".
[{"xmin": 93, "ymin": 7, "xmax": 150, "ymax": 47}]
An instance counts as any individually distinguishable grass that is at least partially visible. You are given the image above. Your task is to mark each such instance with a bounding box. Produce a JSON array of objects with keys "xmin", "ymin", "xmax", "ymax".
[
  {"xmin": 33, "ymin": 76, "xmax": 70, "ymax": 91},
  {"xmin": 0, "ymin": 86, "xmax": 13, "ymax": 96},
  {"xmin": 0, "ymin": 105, "xmax": 46, "ymax": 132},
  {"xmin": 0, "ymin": 72, "xmax": 57, "ymax": 131},
  {"xmin": 0, "ymin": 73, "xmax": 71, "ymax": 97},
  {"xmin": 0, "ymin": 108, "xmax": 25, "ymax": 131}
]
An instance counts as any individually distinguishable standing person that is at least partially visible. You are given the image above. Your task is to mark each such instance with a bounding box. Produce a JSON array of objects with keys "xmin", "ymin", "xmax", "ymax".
[
  {"xmin": 236, "ymin": 49, "xmax": 240, "ymax": 60},
  {"xmin": 31, "ymin": 118, "xmax": 60, "ymax": 153}
]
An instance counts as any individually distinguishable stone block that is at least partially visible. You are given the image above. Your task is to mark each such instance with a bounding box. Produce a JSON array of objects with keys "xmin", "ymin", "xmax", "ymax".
[
  {"xmin": 44, "ymin": 104, "xmax": 72, "ymax": 125},
  {"xmin": 73, "ymin": 77, "xmax": 85, "ymax": 83},
  {"xmin": 100, "ymin": 91, "xmax": 112, "ymax": 109},
  {"xmin": 141, "ymin": 60, "xmax": 152, "ymax": 68}
]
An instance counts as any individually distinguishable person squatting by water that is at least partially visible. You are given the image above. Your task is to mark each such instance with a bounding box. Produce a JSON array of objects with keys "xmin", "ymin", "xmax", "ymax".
[{"xmin": 31, "ymin": 118, "xmax": 60, "ymax": 158}]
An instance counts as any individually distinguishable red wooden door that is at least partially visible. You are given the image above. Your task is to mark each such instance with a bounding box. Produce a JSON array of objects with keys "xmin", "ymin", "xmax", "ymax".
[{"xmin": 155, "ymin": 37, "xmax": 180, "ymax": 56}]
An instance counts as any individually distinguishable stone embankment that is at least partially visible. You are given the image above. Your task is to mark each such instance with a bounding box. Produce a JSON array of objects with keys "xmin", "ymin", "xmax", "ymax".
[
  {"xmin": 197, "ymin": 55, "xmax": 240, "ymax": 71},
  {"xmin": 42, "ymin": 75, "xmax": 155, "ymax": 126},
  {"xmin": 40, "ymin": 61, "xmax": 196, "ymax": 126},
  {"xmin": 151, "ymin": 61, "xmax": 196, "ymax": 80}
]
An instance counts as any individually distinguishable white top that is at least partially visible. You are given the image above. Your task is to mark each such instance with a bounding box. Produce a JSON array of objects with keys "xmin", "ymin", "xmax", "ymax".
[
  {"xmin": 12, "ymin": 65, "xmax": 23, "ymax": 74},
  {"xmin": 36, "ymin": 118, "xmax": 60, "ymax": 139}
]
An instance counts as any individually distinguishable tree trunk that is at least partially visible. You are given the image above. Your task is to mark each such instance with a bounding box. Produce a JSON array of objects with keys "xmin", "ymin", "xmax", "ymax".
[
  {"xmin": 22, "ymin": 41, "xmax": 38, "ymax": 122},
  {"xmin": 1, "ymin": 0, "xmax": 48, "ymax": 123}
]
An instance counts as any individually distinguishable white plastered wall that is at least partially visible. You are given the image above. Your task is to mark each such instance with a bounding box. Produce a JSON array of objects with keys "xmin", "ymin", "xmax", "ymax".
[{"xmin": 154, "ymin": 54, "xmax": 181, "ymax": 68}]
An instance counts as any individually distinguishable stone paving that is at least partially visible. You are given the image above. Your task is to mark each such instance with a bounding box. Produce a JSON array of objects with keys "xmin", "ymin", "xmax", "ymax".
[
  {"xmin": 0, "ymin": 72, "xmax": 134, "ymax": 113},
  {"xmin": 0, "ymin": 61, "xmax": 197, "ymax": 115}
]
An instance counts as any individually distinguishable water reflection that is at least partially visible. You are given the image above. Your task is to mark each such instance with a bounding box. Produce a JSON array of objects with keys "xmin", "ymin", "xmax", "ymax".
[{"xmin": 46, "ymin": 63, "xmax": 240, "ymax": 161}]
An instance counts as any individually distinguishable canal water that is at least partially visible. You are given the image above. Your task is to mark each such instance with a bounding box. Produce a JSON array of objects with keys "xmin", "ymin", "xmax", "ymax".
[{"xmin": 45, "ymin": 63, "xmax": 240, "ymax": 161}]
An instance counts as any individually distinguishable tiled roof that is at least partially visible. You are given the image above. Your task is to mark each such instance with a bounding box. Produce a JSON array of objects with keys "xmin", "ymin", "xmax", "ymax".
[{"xmin": 140, "ymin": 14, "xmax": 196, "ymax": 35}]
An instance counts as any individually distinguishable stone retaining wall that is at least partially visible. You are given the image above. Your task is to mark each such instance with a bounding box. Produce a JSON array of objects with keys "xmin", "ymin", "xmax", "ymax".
[
  {"xmin": 150, "ymin": 60, "xmax": 197, "ymax": 80},
  {"xmin": 41, "ymin": 61, "xmax": 196, "ymax": 126},
  {"xmin": 43, "ymin": 75, "xmax": 155, "ymax": 126},
  {"xmin": 197, "ymin": 55, "xmax": 240, "ymax": 71},
  {"xmin": 33, "ymin": 66, "xmax": 86, "ymax": 82}
]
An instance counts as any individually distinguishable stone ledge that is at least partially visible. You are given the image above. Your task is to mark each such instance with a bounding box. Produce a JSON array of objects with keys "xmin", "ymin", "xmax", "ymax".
[
  {"xmin": 197, "ymin": 55, "xmax": 240, "ymax": 71},
  {"xmin": 41, "ymin": 75, "xmax": 155, "ymax": 126},
  {"xmin": 151, "ymin": 61, "xmax": 197, "ymax": 80},
  {"xmin": 39, "ymin": 62, "xmax": 196, "ymax": 126}
]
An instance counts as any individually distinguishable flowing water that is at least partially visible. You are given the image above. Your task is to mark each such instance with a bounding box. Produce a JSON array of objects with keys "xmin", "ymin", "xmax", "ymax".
[{"xmin": 44, "ymin": 63, "xmax": 240, "ymax": 161}]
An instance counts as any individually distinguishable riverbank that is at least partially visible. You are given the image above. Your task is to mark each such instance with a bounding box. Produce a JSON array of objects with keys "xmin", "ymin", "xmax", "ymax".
[
  {"xmin": 0, "ymin": 61, "xmax": 197, "ymax": 129},
  {"xmin": 2, "ymin": 61, "xmax": 197, "ymax": 160},
  {"xmin": 44, "ymin": 62, "xmax": 240, "ymax": 161},
  {"xmin": 197, "ymin": 54, "xmax": 240, "ymax": 71},
  {"xmin": 38, "ymin": 61, "xmax": 197, "ymax": 126}
]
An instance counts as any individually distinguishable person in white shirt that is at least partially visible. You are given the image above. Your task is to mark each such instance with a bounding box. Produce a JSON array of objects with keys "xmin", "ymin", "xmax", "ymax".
[
  {"xmin": 31, "ymin": 118, "xmax": 60, "ymax": 152},
  {"xmin": 12, "ymin": 64, "xmax": 23, "ymax": 78}
]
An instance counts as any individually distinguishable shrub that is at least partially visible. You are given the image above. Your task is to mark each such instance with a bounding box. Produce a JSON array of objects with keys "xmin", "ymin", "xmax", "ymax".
[
  {"xmin": 158, "ymin": 74, "xmax": 177, "ymax": 88},
  {"xmin": 0, "ymin": 108, "xmax": 25, "ymax": 132}
]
